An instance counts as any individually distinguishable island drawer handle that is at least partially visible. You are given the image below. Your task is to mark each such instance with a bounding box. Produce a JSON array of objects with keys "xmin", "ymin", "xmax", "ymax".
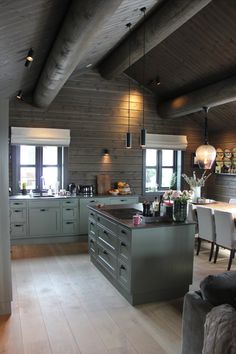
[
  {"xmin": 40, "ymin": 209, "xmax": 46, "ymax": 212},
  {"xmin": 103, "ymin": 250, "xmax": 108, "ymax": 255},
  {"xmin": 66, "ymin": 208, "xmax": 72, "ymax": 211},
  {"xmin": 97, "ymin": 217, "xmax": 100, "ymax": 221},
  {"xmin": 90, "ymin": 222, "xmax": 94, "ymax": 226},
  {"xmin": 90, "ymin": 200, "xmax": 96, "ymax": 203},
  {"xmin": 90, "ymin": 239, "xmax": 94, "ymax": 244},
  {"xmin": 66, "ymin": 222, "xmax": 73, "ymax": 224},
  {"xmin": 120, "ymin": 199, "xmax": 127, "ymax": 202},
  {"xmin": 121, "ymin": 242, "xmax": 126, "ymax": 247},
  {"xmin": 14, "ymin": 210, "xmax": 21, "ymax": 213},
  {"xmin": 120, "ymin": 265, "xmax": 126, "ymax": 270},
  {"xmin": 13, "ymin": 202, "xmax": 21, "ymax": 205},
  {"xmin": 103, "ymin": 230, "xmax": 108, "ymax": 235},
  {"xmin": 65, "ymin": 201, "xmax": 71, "ymax": 204},
  {"xmin": 121, "ymin": 230, "xmax": 127, "ymax": 235},
  {"xmin": 90, "ymin": 212, "xmax": 95, "ymax": 217},
  {"xmin": 14, "ymin": 224, "xmax": 22, "ymax": 227}
]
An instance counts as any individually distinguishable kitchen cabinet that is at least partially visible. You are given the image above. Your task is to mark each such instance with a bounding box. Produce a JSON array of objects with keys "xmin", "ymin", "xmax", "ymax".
[
  {"xmin": 79, "ymin": 195, "xmax": 139, "ymax": 235},
  {"xmin": 9, "ymin": 197, "xmax": 80, "ymax": 243},
  {"xmin": 88, "ymin": 204, "xmax": 195, "ymax": 305}
]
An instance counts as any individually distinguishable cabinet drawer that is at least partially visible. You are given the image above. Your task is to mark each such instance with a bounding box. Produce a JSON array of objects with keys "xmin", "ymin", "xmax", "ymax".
[
  {"xmin": 118, "ymin": 225, "xmax": 131, "ymax": 241},
  {"xmin": 62, "ymin": 220, "xmax": 79, "ymax": 235},
  {"xmin": 10, "ymin": 200, "xmax": 27, "ymax": 208},
  {"xmin": 109, "ymin": 196, "xmax": 139, "ymax": 205},
  {"xmin": 97, "ymin": 215, "xmax": 118, "ymax": 234},
  {"xmin": 117, "ymin": 260, "xmax": 131, "ymax": 290},
  {"xmin": 97, "ymin": 243, "xmax": 116, "ymax": 277},
  {"xmin": 10, "ymin": 223, "xmax": 27, "ymax": 238},
  {"xmin": 10, "ymin": 208, "xmax": 27, "ymax": 222},
  {"xmin": 97, "ymin": 224, "xmax": 117, "ymax": 253},
  {"xmin": 63, "ymin": 207, "xmax": 77, "ymax": 220},
  {"xmin": 62, "ymin": 199, "xmax": 78, "ymax": 207},
  {"xmin": 88, "ymin": 235, "xmax": 96, "ymax": 256},
  {"xmin": 28, "ymin": 200, "xmax": 60, "ymax": 208},
  {"xmin": 118, "ymin": 238, "xmax": 130, "ymax": 263},
  {"xmin": 88, "ymin": 218, "xmax": 96, "ymax": 237}
]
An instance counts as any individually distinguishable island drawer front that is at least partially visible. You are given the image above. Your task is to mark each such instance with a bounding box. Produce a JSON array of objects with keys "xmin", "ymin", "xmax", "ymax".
[
  {"xmin": 10, "ymin": 208, "xmax": 27, "ymax": 222},
  {"xmin": 10, "ymin": 223, "xmax": 27, "ymax": 238},
  {"xmin": 62, "ymin": 221, "xmax": 79, "ymax": 235},
  {"xmin": 118, "ymin": 238, "xmax": 130, "ymax": 263},
  {"xmin": 117, "ymin": 259, "xmax": 131, "ymax": 290},
  {"xmin": 118, "ymin": 225, "xmax": 131, "ymax": 241},
  {"xmin": 28, "ymin": 200, "xmax": 60, "ymax": 208},
  {"xmin": 97, "ymin": 224, "xmax": 117, "ymax": 253},
  {"xmin": 62, "ymin": 199, "xmax": 78, "ymax": 207},
  {"xmin": 97, "ymin": 242, "xmax": 116, "ymax": 277},
  {"xmin": 88, "ymin": 235, "xmax": 96, "ymax": 256},
  {"xmin": 88, "ymin": 218, "xmax": 96, "ymax": 237},
  {"xmin": 88, "ymin": 210, "xmax": 97, "ymax": 221},
  {"xmin": 97, "ymin": 215, "xmax": 118, "ymax": 234},
  {"xmin": 62, "ymin": 207, "xmax": 77, "ymax": 220},
  {"xmin": 10, "ymin": 200, "xmax": 27, "ymax": 208}
]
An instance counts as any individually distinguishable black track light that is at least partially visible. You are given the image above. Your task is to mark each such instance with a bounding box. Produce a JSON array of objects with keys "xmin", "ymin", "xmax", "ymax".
[
  {"xmin": 25, "ymin": 48, "xmax": 34, "ymax": 67},
  {"xmin": 16, "ymin": 90, "xmax": 23, "ymax": 100}
]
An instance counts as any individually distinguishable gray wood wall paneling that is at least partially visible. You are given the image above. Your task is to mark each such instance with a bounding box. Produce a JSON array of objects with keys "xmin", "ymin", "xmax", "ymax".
[{"xmin": 9, "ymin": 71, "xmax": 202, "ymax": 195}]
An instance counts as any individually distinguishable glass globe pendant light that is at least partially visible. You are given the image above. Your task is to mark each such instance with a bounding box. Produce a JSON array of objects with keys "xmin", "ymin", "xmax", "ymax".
[{"xmin": 195, "ymin": 107, "xmax": 216, "ymax": 169}]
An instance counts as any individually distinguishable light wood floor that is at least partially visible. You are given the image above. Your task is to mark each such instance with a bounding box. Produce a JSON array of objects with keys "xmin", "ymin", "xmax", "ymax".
[{"xmin": 0, "ymin": 241, "xmax": 234, "ymax": 354}]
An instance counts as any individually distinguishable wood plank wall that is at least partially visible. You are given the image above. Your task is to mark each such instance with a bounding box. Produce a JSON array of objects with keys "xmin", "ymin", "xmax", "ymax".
[
  {"xmin": 9, "ymin": 71, "xmax": 202, "ymax": 195},
  {"xmin": 207, "ymin": 131, "xmax": 236, "ymax": 202}
]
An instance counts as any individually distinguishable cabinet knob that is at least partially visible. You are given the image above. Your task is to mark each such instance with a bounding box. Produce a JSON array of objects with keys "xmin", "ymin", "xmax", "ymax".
[
  {"xmin": 103, "ymin": 250, "xmax": 108, "ymax": 255},
  {"xmin": 121, "ymin": 242, "xmax": 126, "ymax": 247},
  {"xmin": 90, "ymin": 222, "xmax": 94, "ymax": 226},
  {"xmin": 103, "ymin": 230, "xmax": 108, "ymax": 235},
  {"xmin": 121, "ymin": 230, "xmax": 126, "ymax": 235},
  {"xmin": 120, "ymin": 265, "xmax": 126, "ymax": 270}
]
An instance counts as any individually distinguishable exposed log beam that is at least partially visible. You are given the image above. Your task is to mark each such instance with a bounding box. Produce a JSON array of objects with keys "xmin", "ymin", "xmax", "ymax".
[
  {"xmin": 157, "ymin": 76, "xmax": 236, "ymax": 118},
  {"xmin": 33, "ymin": 0, "xmax": 122, "ymax": 108},
  {"xmin": 98, "ymin": 0, "xmax": 212, "ymax": 79}
]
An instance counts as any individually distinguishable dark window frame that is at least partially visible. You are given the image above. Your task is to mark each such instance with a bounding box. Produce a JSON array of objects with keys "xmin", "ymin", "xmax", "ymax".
[
  {"xmin": 11, "ymin": 145, "xmax": 67, "ymax": 194},
  {"xmin": 143, "ymin": 149, "xmax": 182, "ymax": 195}
]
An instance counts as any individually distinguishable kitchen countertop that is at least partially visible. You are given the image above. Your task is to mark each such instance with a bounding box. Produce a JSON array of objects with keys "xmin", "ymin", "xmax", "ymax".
[
  {"xmin": 88, "ymin": 203, "xmax": 195, "ymax": 229},
  {"xmin": 9, "ymin": 194, "xmax": 139, "ymax": 200}
]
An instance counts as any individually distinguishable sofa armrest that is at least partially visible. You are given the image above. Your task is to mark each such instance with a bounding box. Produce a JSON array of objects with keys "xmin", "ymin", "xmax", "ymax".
[{"xmin": 181, "ymin": 291, "xmax": 213, "ymax": 354}]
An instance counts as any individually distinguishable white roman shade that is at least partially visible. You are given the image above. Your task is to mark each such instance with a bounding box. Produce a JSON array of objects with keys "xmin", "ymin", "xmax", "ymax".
[
  {"xmin": 145, "ymin": 133, "xmax": 188, "ymax": 150},
  {"xmin": 11, "ymin": 127, "xmax": 70, "ymax": 146}
]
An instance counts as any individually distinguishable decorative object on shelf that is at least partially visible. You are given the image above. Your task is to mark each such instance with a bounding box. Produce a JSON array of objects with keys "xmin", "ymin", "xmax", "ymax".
[
  {"xmin": 115, "ymin": 181, "xmax": 131, "ymax": 195},
  {"xmin": 215, "ymin": 147, "xmax": 236, "ymax": 174},
  {"xmin": 125, "ymin": 22, "xmax": 132, "ymax": 149},
  {"xmin": 215, "ymin": 148, "xmax": 224, "ymax": 173},
  {"xmin": 195, "ymin": 107, "xmax": 216, "ymax": 169},
  {"xmin": 140, "ymin": 7, "xmax": 147, "ymax": 148}
]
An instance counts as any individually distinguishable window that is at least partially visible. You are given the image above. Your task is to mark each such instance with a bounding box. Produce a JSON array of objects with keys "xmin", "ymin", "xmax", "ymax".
[
  {"xmin": 11, "ymin": 145, "xmax": 66, "ymax": 194},
  {"xmin": 144, "ymin": 149, "xmax": 182, "ymax": 193}
]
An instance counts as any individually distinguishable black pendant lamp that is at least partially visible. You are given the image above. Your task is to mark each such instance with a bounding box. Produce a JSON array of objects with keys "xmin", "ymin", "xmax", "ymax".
[
  {"xmin": 195, "ymin": 107, "xmax": 216, "ymax": 169},
  {"xmin": 140, "ymin": 7, "xmax": 147, "ymax": 148},
  {"xmin": 126, "ymin": 22, "xmax": 132, "ymax": 149}
]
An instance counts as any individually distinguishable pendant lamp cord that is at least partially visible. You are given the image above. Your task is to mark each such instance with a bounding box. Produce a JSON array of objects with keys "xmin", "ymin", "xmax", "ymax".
[
  {"xmin": 126, "ymin": 23, "xmax": 132, "ymax": 133},
  {"xmin": 203, "ymin": 106, "xmax": 209, "ymax": 145},
  {"xmin": 141, "ymin": 7, "xmax": 146, "ymax": 130}
]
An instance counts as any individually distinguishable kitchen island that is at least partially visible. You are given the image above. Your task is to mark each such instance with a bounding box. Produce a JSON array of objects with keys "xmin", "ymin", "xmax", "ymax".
[{"xmin": 88, "ymin": 203, "xmax": 195, "ymax": 305}]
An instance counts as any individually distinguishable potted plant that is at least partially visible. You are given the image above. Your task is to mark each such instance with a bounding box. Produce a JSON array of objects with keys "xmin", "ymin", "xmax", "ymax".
[{"xmin": 21, "ymin": 182, "xmax": 27, "ymax": 195}]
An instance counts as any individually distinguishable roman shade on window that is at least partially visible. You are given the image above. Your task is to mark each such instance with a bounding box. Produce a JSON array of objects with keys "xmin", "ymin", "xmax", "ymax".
[
  {"xmin": 11, "ymin": 127, "xmax": 70, "ymax": 146},
  {"xmin": 145, "ymin": 133, "xmax": 188, "ymax": 150}
]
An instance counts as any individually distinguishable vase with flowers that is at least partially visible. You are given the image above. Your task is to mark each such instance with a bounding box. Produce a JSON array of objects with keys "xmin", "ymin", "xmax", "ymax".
[
  {"xmin": 182, "ymin": 171, "xmax": 211, "ymax": 202},
  {"xmin": 163, "ymin": 190, "xmax": 192, "ymax": 222}
]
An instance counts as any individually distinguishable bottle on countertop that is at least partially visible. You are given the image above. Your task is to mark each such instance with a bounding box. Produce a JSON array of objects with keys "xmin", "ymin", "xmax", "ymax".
[
  {"xmin": 152, "ymin": 196, "xmax": 159, "ymax": 216},
  {"xmin": 159, "ymin": 195, "xmax": 165, "ymax": 217}
]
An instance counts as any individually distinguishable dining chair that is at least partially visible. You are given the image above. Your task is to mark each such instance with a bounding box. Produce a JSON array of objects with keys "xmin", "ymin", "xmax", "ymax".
[
  {"xmin": 196, "ymin": 206, "xmax": 215, "ymax": 261},
  {"xmin": 229, "ymin": 198, "xmax": 236, "ymax": 205},
  {"xmin": 214, "ymin": 210, "xmax": 236, "ymax": 271}
]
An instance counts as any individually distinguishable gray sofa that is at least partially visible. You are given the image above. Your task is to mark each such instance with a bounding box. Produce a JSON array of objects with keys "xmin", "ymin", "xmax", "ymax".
[{"xmin": 181, "ymin": 271, "xmax": 236, "ymax": 354}]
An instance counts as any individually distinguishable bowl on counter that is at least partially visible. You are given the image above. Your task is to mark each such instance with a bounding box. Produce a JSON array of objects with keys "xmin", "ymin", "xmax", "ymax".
[{"xmin": 109, "ymin": 190, "xmax": 119, "ymax": 196}]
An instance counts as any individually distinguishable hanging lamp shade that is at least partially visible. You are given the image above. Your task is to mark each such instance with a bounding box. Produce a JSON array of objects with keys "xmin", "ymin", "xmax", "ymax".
[{"xmin": 195, "ymin": 107, "xmax": 216, "ymax": 169}]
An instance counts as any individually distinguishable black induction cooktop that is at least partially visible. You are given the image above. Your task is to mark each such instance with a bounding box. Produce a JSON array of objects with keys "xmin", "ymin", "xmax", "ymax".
[{"xmin": 106, "ymin": 208, "xmax": 142, "ymax": 219}]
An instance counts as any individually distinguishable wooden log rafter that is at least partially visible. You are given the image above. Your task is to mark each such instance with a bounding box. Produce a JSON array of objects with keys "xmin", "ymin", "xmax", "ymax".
[{"xmin": 98, "ymin": 0, "xmax": 212, "ymax": 79}]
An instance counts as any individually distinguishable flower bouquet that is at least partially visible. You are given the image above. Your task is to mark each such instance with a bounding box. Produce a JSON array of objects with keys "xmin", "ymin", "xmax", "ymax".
[{"xmin": 182, "ymin": 171, "xmax": 211, "ymax": 188}]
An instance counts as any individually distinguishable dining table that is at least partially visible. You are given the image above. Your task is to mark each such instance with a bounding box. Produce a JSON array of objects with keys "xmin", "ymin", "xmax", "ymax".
[{"xmin": 189, "ymin": 200, "xmax": 236, "ymax": 222}]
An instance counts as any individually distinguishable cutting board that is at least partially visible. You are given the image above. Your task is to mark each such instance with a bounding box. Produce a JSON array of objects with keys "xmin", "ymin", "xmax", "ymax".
[{"xmin": 97, "ymin": 175, "xmax": 111, "ymax": 195}]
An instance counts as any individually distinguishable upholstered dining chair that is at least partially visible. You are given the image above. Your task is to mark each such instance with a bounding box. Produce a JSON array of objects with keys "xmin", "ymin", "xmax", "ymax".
[
  {"xmin": 196, "ymin": 206, "xmax": 216, "ymax": 261},
  {"xmin": 214, "ymin": 210, "xmax": 236, "ymax": 271},
  {"xmin": 229, "ymin": 198, "xmax": 236, "ymax": 205}
]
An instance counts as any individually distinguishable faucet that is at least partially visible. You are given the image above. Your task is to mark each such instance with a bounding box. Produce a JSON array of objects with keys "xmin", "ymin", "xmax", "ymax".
[{"xmin": 39, "ymin": 176, "xmax": 45, "ymax": 196}]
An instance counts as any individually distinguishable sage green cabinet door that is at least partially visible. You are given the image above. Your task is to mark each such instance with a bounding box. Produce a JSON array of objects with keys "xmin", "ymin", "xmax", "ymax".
[
  {"xmin": 29, "ymin": 207, "xmax": 61, "ymax": 236},
  {"xmin": 79, "ymin": 197, "xmax": 109, "ymax": 235}
]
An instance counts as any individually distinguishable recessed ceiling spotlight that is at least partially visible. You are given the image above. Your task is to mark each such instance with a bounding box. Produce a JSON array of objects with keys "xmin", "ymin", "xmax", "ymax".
[
  {"xmin": 25, "ymin": 48, "xmax": 34, "ymax": 67},
  {"xmin": 16, "ymin": 90, "xmax": 23, "ymax": 100},
  {"xmin": 150, "ymin": 77, "xmax": 161, "ymax": 86},
  {"xmin": 86, "ymin": 63, "xmax": 93, "ymax": 68}
]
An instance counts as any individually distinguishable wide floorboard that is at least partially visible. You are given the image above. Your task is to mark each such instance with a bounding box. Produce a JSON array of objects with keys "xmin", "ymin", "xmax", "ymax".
[{"xmin": 0, "ymin": 241, "xmax": 233, "ymax": 354}]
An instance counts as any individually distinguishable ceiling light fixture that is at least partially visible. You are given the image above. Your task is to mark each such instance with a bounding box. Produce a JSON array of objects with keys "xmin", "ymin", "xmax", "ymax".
[
  {"xmin": 25, "ymin": 48, "xmax": 34, "ymax": 67},
  {"xmin": 16, "ymin": 90, "xmax": 23, "ymax": 100},
  {"xmin": 151, "ymin": 77, "xmax": 161, "ymax": 86},
  {"xmin": 103, "ymin": 148, "xmax": 109, "ymax": 156},
  {"xmin": 126, "ymin": 22, "xmax": 132, "ymax": 149},
  {"xmin": 140, "ymin": 7, "xmax": 147, "ymax": 148},
  {"xmin": 195, "ymin": 107, "xmax": 216, "ymax": 169}
]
